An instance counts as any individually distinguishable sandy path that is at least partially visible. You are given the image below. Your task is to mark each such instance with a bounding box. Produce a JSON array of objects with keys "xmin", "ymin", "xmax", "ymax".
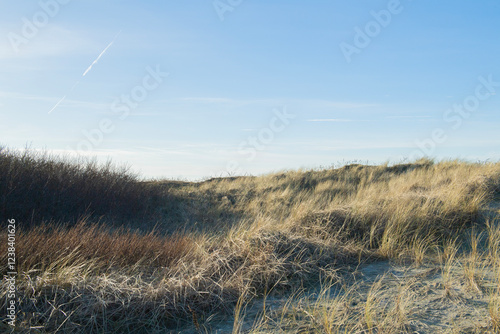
[{"xmin": 179, "ymin": 203, "xmax": 500, "ymax": 333}]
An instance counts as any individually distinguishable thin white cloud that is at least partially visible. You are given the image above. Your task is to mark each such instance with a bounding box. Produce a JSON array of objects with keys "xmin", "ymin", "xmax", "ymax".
[
  {"xmin": 126, "ymin": 112, "xmax": 164, "ymax": 116},
  {"xmin": 0, "ymin": 91, "xmax": 109, "ymax": 112},
  {"xmin": 35, "ymin": 148, "xmax": 140, "ymax": 158},
  {"xmin": 0, "ymin": 91, "xmax": 48, "ymax": 100},
  {"xmin": 306, "ymin": 119, "xmax": 370, "ymax": 122},
  {"xmin": 309, "ymin": 142, "xmax": 416, "ymax": 151},
  {"xmin": 302, "ymin": 99, "xmax": 377, "ymax": 109},
  {"xmin": 0, "ymin": 26, "xmax": 96, "ymax": 60},
  {"xmin": 385, "ymin": 115, "xmax": 432, "ymax": 119},
  {"xmin": 180, "ymin": 97, "xmax": 234, "ymax": 103},
  {"xmin": 132, "ymin": 146, "xmax": 195, "ymax": 156},
  {"xmin": 175, "ymin": 97, "xmax": 377, "ymax": 109}
]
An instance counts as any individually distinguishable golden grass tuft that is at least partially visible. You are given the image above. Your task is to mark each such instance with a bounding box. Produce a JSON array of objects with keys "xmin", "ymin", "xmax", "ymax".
[{"xmin": 1, "ymin": 220, "xmax": 194, "ymax": 273}]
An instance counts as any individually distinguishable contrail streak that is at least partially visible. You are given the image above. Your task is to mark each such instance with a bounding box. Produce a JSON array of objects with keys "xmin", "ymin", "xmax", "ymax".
[
  {"xmin": 48, "ymin": 95, "xmax": 66, "ymax": 114},
  {"xmin": 47, "ymin": 31, "xmax": 121, "ymax": 114},
  {"xmin": 82, "ymin": 31, "xmax": 121, "ymax": 77}
]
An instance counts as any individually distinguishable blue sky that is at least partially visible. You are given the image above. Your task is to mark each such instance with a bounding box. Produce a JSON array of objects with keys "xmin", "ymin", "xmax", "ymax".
[{"xmin": 1, "ymin": 0, "xmax": 499, "ymax": 180}]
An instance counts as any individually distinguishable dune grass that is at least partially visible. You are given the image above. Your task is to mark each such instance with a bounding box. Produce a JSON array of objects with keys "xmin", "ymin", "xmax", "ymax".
[
  {"xmin": 244, "ymin": 219, "xmax": 500, "ymax": 333},
  {"xmin": 0, "ymin": 146, "xmax": 161, "ymax": 226},
  {"xmin": 1, "ymin": 147, "xmax": 499, "ymax": 332}
]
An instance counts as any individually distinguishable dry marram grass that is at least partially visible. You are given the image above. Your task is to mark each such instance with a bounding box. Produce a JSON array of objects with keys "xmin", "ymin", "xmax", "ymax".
[{"xmin": 1, "ymin": 148, "xmax": 499, "ymax": 333}]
